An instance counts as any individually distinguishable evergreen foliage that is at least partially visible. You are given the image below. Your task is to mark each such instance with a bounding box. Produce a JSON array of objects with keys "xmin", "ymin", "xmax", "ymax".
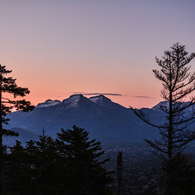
[
  {"xmin": 4, "ymin": 126, "xmax": 113, "ymax": 195},
  {"xmin": 159, "ymin": 152, "xmax": 195, "ymax": 195},
  {"xmin": 4, "ymin": 141, "xmax": 36, "ymax": 195},
  {"xmin": 56, "ymin": 125, "xmax": 113, "ymax": 195},
  {"xmin": 131, "ymin": 43, "xmax": 195, "ymax": 194},
  {"xmin": 0, "ymin": 64, "xmax": 34, "ymax": 193}
]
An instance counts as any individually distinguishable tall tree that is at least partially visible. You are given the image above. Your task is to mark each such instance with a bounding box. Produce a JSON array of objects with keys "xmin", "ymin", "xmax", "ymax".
[
  {"xmin": 131, "ymin": 43, "xmax": 195, "ymax": 195},
  {"xmin": 0, "ymin": 64, "xmax": 34, "ymax": 192},
  {"xmin": 34, "ymin": 129, "xmax": 62, "ymax": 194},
  {"xmin": 56, "ymin": 125, "xmax": 113, "ymax": 195}
]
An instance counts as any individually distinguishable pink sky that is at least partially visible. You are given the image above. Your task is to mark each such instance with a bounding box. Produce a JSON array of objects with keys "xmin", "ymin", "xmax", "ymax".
[{"xmin": 1, "ymin": 0, "xmax": 195, "ymax": 108}]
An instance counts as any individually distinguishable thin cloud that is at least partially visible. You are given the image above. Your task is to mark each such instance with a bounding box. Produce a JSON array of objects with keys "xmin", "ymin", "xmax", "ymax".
[
  {"xmin": 73, "ymin": 92, "xmax": 122, "ymax": 96},
  {"xmin": 133, "ymin": 95, "xmax": 150, "ymax": 99}
]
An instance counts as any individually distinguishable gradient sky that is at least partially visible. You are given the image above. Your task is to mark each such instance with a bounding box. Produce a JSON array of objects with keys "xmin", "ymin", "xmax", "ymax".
[{"xmin": 1, "ymin": 0, "xmax": 195, "ymax": 108}]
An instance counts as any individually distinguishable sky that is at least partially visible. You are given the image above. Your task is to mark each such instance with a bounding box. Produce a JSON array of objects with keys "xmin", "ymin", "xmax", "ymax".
[{"xmin": 1, "ymin": 0, "xmax": 195, "ymax": 108}]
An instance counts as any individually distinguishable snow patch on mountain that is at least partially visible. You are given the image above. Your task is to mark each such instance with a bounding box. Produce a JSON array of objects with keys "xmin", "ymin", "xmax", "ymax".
[
  {"xmin": 36, "ymin": 99, "xmax": 61, "ymax": 108},
  {"xmin": 89, "ymin": 94, "xmax": 124, "ymax": 109},
  {"xmin": 151, "ymin": 101, "xmax": 169, "ymax": 111},
  {"xmin": 151, "ymin": 101, "xmax": 195, "ymax": 116},
  {"xmin": 89, "ymin": 95, "xmax": 111, "ymax": 106},
  {"xmin": 61, "ymin": 94, "xmax": 84, "ymax": 108}
]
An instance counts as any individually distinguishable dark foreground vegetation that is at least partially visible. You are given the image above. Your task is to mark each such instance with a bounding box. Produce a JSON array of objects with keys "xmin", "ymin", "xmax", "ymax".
[
  {"xmin": 3, "ymin": 136, "xmax": 195, "ymax": 195},
  {"xmin": 2, "ymin": 126, "xmax": 113, "ymax": 195}
]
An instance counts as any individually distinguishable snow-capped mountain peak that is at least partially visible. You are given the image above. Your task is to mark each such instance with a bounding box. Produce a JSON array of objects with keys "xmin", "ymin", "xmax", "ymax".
[
  {"xmin": 36, "ymin": 99, "xmax": 61, "ymax": 108},
  {"xmin": 89, "ymin": 95, "xmax": 111, "ymax": 106},
  {"xmin": 61, "ymin": 94, "xmax": 85, "ymax": 108},
  {"xmin": 36, "ymin": 94, "xmax": 124, "ymax": 110},
  {"xmin": 151, "ymin": 101, "xmax": 169, "ymax": 111},
  {"xmin": 89, "ymin": 94, "xmax": 124, "ymax": 109}
]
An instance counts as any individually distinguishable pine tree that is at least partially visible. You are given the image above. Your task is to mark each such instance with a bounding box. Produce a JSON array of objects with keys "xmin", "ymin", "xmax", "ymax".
[
  {"xmin": 34, "ymin": 129, "xmax": 62, "ymax": 194},
  {"xmin": 0, "ymin": 64, "xmax": 34, "ymax": 193},
  {"xmin": 56, "ymin": 125, "xmax": 113, "ymax": 195},
  {"xmin": 4, "ymin": 140, "xmax": 36, "ymax": 195},
  {"xmin": 131, "ymin": 43, "xmax": 195, "ymax": 195}
]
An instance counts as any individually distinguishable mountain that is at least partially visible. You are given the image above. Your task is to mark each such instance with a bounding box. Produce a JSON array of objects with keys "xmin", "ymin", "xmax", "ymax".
[
  {"xmin": 151, "ymin": 101, "xmax": 195, "ymax": 118},
  {"xmin": 5, "ymin": 94, "xmax": 194, "ymax": 144},
  {"xmin": 3, "ymin": 127, "xmax": 39, "ymax": 146},
  {"xmin": 151, "ymin": 101, "xmax": 169, "ymax": 111},
  {"xmin": 36, "ymin": 99, "xmax": 61, "ymax": 108},
  {"xmin": 7, "ymin": 94, "xmax": 143, "ymax": 142},
  {"xmin": 89, "ymin": 95, "xmax": 124, "ymax": 109}
]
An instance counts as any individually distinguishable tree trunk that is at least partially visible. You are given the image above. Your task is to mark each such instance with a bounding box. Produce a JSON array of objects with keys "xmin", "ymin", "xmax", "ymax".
[
  {"xmin": 117, "ymin": 152, "xmax": 123, "ymax": 195},
  {"xmin": 167, "ymin": 84, "xmax": 173, "ymax": 195}
]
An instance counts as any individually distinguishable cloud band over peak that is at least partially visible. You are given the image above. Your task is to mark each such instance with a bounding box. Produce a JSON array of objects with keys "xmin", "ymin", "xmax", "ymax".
[{"xmin": 73, "ymin": 92, "xmax": 122, "ymax": 96}]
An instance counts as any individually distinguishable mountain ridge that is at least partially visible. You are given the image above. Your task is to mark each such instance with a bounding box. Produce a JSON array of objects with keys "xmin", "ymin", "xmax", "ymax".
[
  {"xmin": 35, "ymin": 94, "xmax": 125, "ymax": 109},
  {"xmin": 5, "ymin": 94, "xmax": 195, "ymax": 145}
]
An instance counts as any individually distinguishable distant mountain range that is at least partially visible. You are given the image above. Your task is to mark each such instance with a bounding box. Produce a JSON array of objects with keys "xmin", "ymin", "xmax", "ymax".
[{"xmin": 3, "ymin": 94, "xmax": 195, "ymax": 145}]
